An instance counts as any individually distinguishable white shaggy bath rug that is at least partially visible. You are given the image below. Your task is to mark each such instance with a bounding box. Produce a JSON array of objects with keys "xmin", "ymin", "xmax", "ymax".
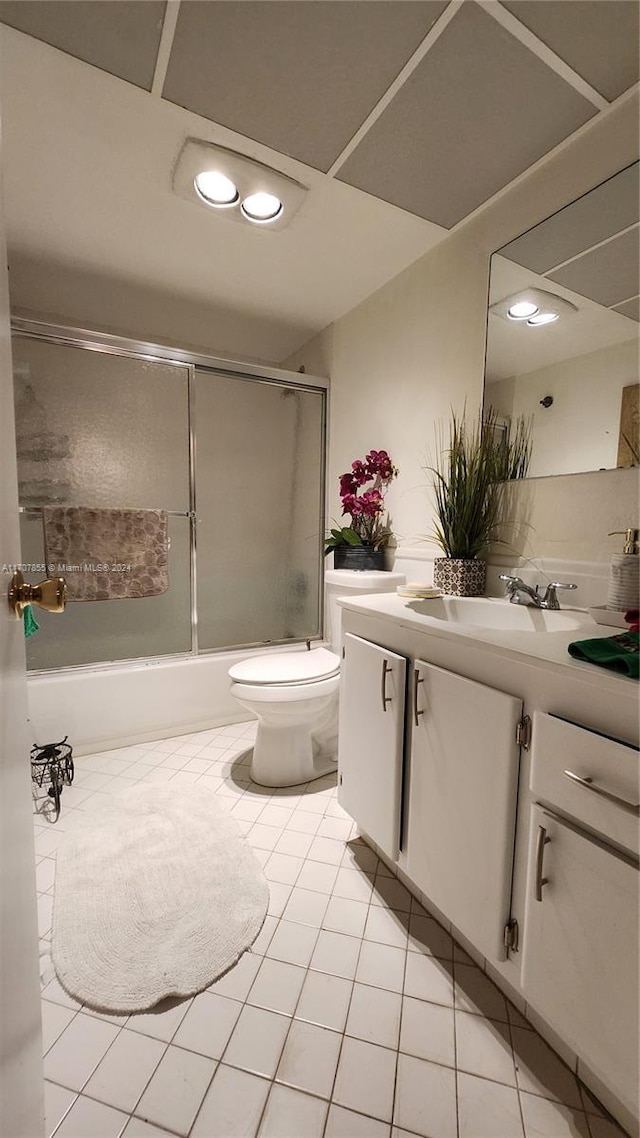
[{"xmin": 52, "ymin": 783, "xmax": 269, "ymax": 1013}]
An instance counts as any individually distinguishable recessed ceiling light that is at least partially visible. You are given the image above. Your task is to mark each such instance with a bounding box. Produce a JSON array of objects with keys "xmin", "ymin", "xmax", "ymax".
[
  {"xmin": 527, "ymin": 312, "xmax": 559, "ymax": 326},
  {"xmin": 507, "ymin": 300, "xmax": 538, "ymax": 320},
  {"xmin": 241, "ymin": 191, "xmax": 283, "ymax": 223},
  {"xmin": 194, "ymin": 170, "xmax": 239, "ymax": 207}
]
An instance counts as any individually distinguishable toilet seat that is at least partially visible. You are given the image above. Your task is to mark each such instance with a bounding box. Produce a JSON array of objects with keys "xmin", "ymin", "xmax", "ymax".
[{"xmin": 229, "ymin": 648, "xmax": 340, "ymax": 687}]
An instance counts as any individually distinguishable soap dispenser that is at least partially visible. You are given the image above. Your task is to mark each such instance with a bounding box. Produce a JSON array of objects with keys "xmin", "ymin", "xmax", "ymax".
[{"xmin": 607, "ymin": 528, "xmax": 640, "ymax": 611}]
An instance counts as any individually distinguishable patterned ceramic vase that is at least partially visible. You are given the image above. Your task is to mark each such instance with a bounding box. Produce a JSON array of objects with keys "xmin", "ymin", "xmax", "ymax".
[
  {"xmin": 433, "ymin": 557, "xmax": 486, "ymax": 597},
  {"xmin": 333, "ymin": 547, "xmax": 387, "ymax": 571}
]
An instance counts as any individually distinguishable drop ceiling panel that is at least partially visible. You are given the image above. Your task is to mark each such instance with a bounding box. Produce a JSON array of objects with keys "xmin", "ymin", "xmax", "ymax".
[
  {"xmin": 612, "ymin": 297, "xmax": 639, "ymax": 323},
  {"xmin": 0, "ymin": 1, "xmax": 165, "ymax": 90},
  {"xmin": 548, "ymin": 228, "xmax": 640, "ymax": 308},
  {"xmin": 336, "ymin": 3, "xmax": 596, "ymax": 229},
  {"xmin": 162, "ymin": 0, "xmax": 447, "ymax": 172},
  {"xmin": 501, "ymin": 0, "xmax": 640, "ymax": 101},
  {"xmin": 499, "ymin": 162, "xmax": 639, "ymax": 274}
]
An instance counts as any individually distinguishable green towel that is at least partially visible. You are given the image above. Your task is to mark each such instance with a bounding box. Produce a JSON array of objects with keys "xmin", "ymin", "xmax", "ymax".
[
  {"xmin": 568, "ymin": 631, "xmax": 639, "ymax": 679},
  {"xmin": 23, "ymin": 605, "xmax": 40, "ymax": 638}
]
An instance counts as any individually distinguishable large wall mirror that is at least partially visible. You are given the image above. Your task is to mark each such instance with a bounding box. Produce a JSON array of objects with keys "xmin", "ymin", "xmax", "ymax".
[{"xmin": 485, "ymin": 161, "xmax": 639, "ymax": 479}]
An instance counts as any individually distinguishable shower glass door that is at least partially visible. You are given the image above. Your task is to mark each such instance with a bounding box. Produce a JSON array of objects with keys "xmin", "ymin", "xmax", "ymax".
[
  {"xmin": 14, "ymin": 335, "xmax": 193, "ymax": 669},
  {"xmin": 194, "ymin": 368, "xmax": 325, "ymax": 650},
  {"xmin": 12, "ymin": 331, "xmax": 326, "ymax": 670}
]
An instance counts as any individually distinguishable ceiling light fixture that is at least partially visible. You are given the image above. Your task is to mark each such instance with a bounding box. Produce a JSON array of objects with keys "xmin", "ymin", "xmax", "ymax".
[
  {"xmin": 491, "ymin": 288, "xmax": 578, "ymax": 326},
  {"xmin": 527, "ymin": 312, "xmax": 559, "ymax": 326},
  {"xmin": 174, "ymin": 139, "xmax": 307, "ymax": 231},
  {"xmin": 241, "ymin": 191, "xmax": 283, "ymax": 223},
  {"xmin": 194, "ymin": 170, "xmax": 239, "ymax": 207},
  {"xmin": 507, "ymin": 300, "xmax": 538, "ymax": 320}
]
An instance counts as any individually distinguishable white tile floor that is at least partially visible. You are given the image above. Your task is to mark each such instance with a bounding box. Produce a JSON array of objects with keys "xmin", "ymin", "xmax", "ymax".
[{"xmin": 34, "ymin": 722, "xmax": 628, "ymax": 1138}]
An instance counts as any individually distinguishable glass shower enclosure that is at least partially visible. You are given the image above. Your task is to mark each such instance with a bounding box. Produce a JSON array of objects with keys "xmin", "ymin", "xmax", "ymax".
[{"xmin": 12, "ymin": 323, "xmax": 326, "ymax": 672}]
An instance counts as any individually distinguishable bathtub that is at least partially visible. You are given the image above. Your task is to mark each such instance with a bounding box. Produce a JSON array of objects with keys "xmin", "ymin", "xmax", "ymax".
[{"xmin": 25, "ymin": 650, "xmax": 276, "ymax": 755}]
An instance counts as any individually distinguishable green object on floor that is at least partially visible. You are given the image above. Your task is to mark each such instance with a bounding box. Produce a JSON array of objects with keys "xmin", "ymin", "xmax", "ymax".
[
  {"xmin": 23, "ymin": 605, "xmax": 40, "ymax": 638},
  {"xmin": 568, "ymin": 630, "xmax": 639, "ymax": 679}
]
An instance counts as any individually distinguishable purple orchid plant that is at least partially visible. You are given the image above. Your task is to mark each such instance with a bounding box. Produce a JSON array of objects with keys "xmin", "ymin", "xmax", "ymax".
[{"xmin": 325, "ymin": 449, "xmax": 398, "ymax": 555}]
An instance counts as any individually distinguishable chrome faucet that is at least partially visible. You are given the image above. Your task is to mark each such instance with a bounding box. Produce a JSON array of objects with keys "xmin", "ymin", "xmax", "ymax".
[{"xmin": 499, "ymin": 574, "xmax": 577, "ymax": 610}]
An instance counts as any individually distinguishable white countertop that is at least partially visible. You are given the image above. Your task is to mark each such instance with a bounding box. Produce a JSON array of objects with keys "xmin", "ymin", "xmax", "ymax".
[{"xmin": 337, "ymin": 593, "xmax": 638, "ymax": 690}]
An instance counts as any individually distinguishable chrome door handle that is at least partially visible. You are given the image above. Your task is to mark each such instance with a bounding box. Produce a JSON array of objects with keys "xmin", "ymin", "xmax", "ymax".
[
  {"xmin": 564, "ymin": 770, "xmax": 640, "ymax": 816},
  {"xmin": 380, "ymin": 660, "xmax": 392, "ymax": 712},
  {"xmin": 413, "ymin": 668, "xmax": 424, "ymax": 727},
  {"xmin": 535, "ymin": 824, "xmax": 550, "ymax": 902}
]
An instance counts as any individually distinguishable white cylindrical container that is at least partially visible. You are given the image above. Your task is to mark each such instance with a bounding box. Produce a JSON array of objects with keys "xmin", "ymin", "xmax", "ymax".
[
  {"xmin": 606, "ymin": 529, "xmax": 640, "ymax": 611},
  {"xmin": 325, "ymin": 569, "xmax": 405, "ymax": 652},
  {"xmin": 607, "ymin": 555, "xmax": 640, "ymax": 611}
]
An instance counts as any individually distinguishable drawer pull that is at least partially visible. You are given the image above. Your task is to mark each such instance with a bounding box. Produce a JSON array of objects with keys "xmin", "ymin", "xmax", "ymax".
[
  {"xmin": 535, "ymin": 824, "xmax": 550, "ymax": 901},
  {"xmin": 381, "ymin": 660, "xmax": 392, "ymax": 713},
  {"xmin": 413, "ymin": 668, "xmax": 424, "ymax": 727},
  {"xmin": 563, "ymin": 770, "xmax": 640, "ymax": 816}
]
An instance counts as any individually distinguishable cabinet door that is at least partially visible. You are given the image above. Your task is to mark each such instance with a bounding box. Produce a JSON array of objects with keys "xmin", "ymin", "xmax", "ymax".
[
  {"xmin": 338, "ymin": 633, "xmax": 406, "ymax": 861},
  {"xmin": 522, "ymin": 805, "xmax": 639, "ymax": 1121},
  {"xmin": 405, "ymin": 660, "xmax": 522, "ymax": 961}
]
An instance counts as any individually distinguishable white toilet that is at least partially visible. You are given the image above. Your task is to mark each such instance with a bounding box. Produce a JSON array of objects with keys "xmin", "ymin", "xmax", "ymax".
[{"xmin": 228, "ymin": 569, "xmax": 405, "ymax": 787}]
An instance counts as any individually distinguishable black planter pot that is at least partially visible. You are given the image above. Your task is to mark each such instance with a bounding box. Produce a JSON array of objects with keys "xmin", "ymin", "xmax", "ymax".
[{"xmin": 333, "ymin": 547, "xmax": 387, "ymax": 571}]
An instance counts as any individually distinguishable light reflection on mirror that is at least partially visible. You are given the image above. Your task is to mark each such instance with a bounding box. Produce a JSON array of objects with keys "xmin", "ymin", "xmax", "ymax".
[{"xmin": 485, "ymin": 161, "xmax": 639, "ymax": 479}]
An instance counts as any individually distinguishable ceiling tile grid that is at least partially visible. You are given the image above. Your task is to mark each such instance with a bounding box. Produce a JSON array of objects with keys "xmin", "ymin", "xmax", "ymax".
[
  {"xmin": 548, "ymin": 226, "xmax": 640, "ymax": 309},
  {"xmin": 501, "ymin": 0, "xmax": 640, "ymax": 102},
  {"xmin": 0, "ymin": 0, "xmax": 165, "ymax": 90},
  {"xmin": 335, "ymin": 2, "xmax": 597, "ymax": 229},
  {"xmin": 162, "ymin": 0, "xmax": 448, "ymax": 173},
  {"xmin": 499, "ymin": 162, "xmax": 640, "ymax": 275},
  {"xmin": 0, "ymin": 0, "xmax": 637, "ymax": 231}
]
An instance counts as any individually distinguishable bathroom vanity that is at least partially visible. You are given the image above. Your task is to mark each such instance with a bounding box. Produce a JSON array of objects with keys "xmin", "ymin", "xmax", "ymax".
[{"xmin": 337, "ymin": 593, "xmax": 639, "ymax": 1135}]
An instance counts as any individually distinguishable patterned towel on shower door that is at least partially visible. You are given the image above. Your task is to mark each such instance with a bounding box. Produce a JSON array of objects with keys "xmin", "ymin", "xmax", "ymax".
[{"xmin": 42, "ymin": 506, "xmax": 169, "ymax": 601}]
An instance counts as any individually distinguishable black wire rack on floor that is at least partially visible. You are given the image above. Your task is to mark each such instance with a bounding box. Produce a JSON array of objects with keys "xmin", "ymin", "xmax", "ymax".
[{"xmin": 30, "ymin": 736, "xmax": 74, "ymax": 823}]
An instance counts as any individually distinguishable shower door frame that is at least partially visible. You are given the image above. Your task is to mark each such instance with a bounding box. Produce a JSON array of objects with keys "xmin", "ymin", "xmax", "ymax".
[{"xmin": 12, "ymin": 317, "xmax": 329, "ymax": 675}]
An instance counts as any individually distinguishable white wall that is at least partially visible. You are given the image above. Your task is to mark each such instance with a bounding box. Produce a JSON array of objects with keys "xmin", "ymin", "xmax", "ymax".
[
  {"xmin": 488, "ymin": 339, "xmax": 639, "ymax": 478},
  {"xmin": 283, "ymin": 94, "xmax": 640, "ymax": 571}
]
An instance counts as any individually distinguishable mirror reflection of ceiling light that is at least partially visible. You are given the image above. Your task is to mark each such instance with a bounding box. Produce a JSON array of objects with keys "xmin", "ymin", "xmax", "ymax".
[
  {"xmin": 491, "ymin": 288, "xmax": 578, "ymax": 327},
  {"xmin": 194, "ymin": 171, "xmax": 239, "ymax": 207},
  {"xmin": 174, "ymin": 139, "xmax": 307, "ymax": 231},
  {"xmin": 240, "ymin": 191, "xmax": 283, "ymax": 223}
]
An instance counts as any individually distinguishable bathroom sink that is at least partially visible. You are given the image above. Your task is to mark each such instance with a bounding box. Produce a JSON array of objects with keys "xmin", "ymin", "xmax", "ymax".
[{"xmin": 408, "ymin": 596, "xmax": 587, "ymax": 632}]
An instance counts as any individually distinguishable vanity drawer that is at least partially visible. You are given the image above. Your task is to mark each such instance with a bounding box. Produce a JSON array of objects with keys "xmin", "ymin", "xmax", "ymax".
[{"xmin": 530, "ymin": 712, "xmax": 639, "ymax": 855}]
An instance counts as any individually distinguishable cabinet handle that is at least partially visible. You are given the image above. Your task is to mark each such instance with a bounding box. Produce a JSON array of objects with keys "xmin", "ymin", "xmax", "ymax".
[
  {"xmin": 381, "ymin": 660, "xmax": 392, "ymax": 712},
  {"xmin": 413, "ymin": 668, "xmax": 424, "ymax": 727},
  {"xmin": 563, "ymin": 770, "xmax": 640, "ymax": 816},
  {"xmin": 535, "ymin": 824, "xmax": 550, "ymax": 902}
]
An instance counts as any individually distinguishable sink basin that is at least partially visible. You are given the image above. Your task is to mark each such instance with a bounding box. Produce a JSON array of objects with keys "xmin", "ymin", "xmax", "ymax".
[{"xmin": 407, "ymin": 596, "xmax": 587, "ymax": 632}]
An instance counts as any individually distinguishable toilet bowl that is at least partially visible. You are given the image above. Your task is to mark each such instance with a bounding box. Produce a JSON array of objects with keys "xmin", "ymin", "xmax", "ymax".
[{"xmin": 229, "ymin": 569, "xmax": 405, "ymax": 787}]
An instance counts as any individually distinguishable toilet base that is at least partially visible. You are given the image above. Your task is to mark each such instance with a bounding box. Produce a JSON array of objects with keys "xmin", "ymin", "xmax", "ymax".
[{"xmin": 249, "ymin": 720, "xmax": 338, "ymax": 788}]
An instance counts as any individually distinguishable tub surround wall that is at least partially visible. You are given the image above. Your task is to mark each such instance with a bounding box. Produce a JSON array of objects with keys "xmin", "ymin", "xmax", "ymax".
[{"xmin": 283, "ymin": 94, "xmax": 639, "ymax": 574}]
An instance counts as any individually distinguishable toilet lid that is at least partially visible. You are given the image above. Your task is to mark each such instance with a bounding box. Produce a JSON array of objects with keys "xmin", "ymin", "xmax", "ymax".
[{"xmin": 229, "ymin": 648, "xmax": 340, "ymax": 685}]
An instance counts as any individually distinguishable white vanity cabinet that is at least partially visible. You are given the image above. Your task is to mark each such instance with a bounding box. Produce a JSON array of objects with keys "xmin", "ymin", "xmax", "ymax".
[
  {"xmin": 336, "ymin": 594, "xmax": 639, "ymax": 1134},
  {"xmin": 338, "ymin": 633, "xmax": 407, "ymax": 861},
  {"xmin": 522, "ymin": 712, "xmax": 639, "ymax": 1122},
  {"xmin": 405, "ymin": 660, "xmax": 523, "ymax": 961}
]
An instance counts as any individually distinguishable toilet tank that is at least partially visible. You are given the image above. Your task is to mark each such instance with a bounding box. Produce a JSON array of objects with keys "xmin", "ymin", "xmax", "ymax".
[{"xmin": 324, "ymin": 569, "xmax": 406, "ymax": 654}]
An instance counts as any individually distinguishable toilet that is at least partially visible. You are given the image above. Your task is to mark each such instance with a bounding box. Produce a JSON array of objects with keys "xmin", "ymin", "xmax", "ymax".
[{"xmin": 229, "ymin": 569, "xmax": 405, "ymax": 787}]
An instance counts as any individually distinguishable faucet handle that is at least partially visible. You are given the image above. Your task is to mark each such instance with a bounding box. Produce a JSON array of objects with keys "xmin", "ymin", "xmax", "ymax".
[{"xmin": 542, "ymin": 581, "xmax": 577, "ymax": 610}]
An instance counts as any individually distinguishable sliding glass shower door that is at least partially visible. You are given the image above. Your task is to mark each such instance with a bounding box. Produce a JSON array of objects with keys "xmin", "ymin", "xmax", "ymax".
[
  {"xmin": 194, "ymin": 369, "xmax": 325, "ymax": 650},
  {"xmin": 12, "ymin": 330, "xmax": 326, "ymax": 671}
]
